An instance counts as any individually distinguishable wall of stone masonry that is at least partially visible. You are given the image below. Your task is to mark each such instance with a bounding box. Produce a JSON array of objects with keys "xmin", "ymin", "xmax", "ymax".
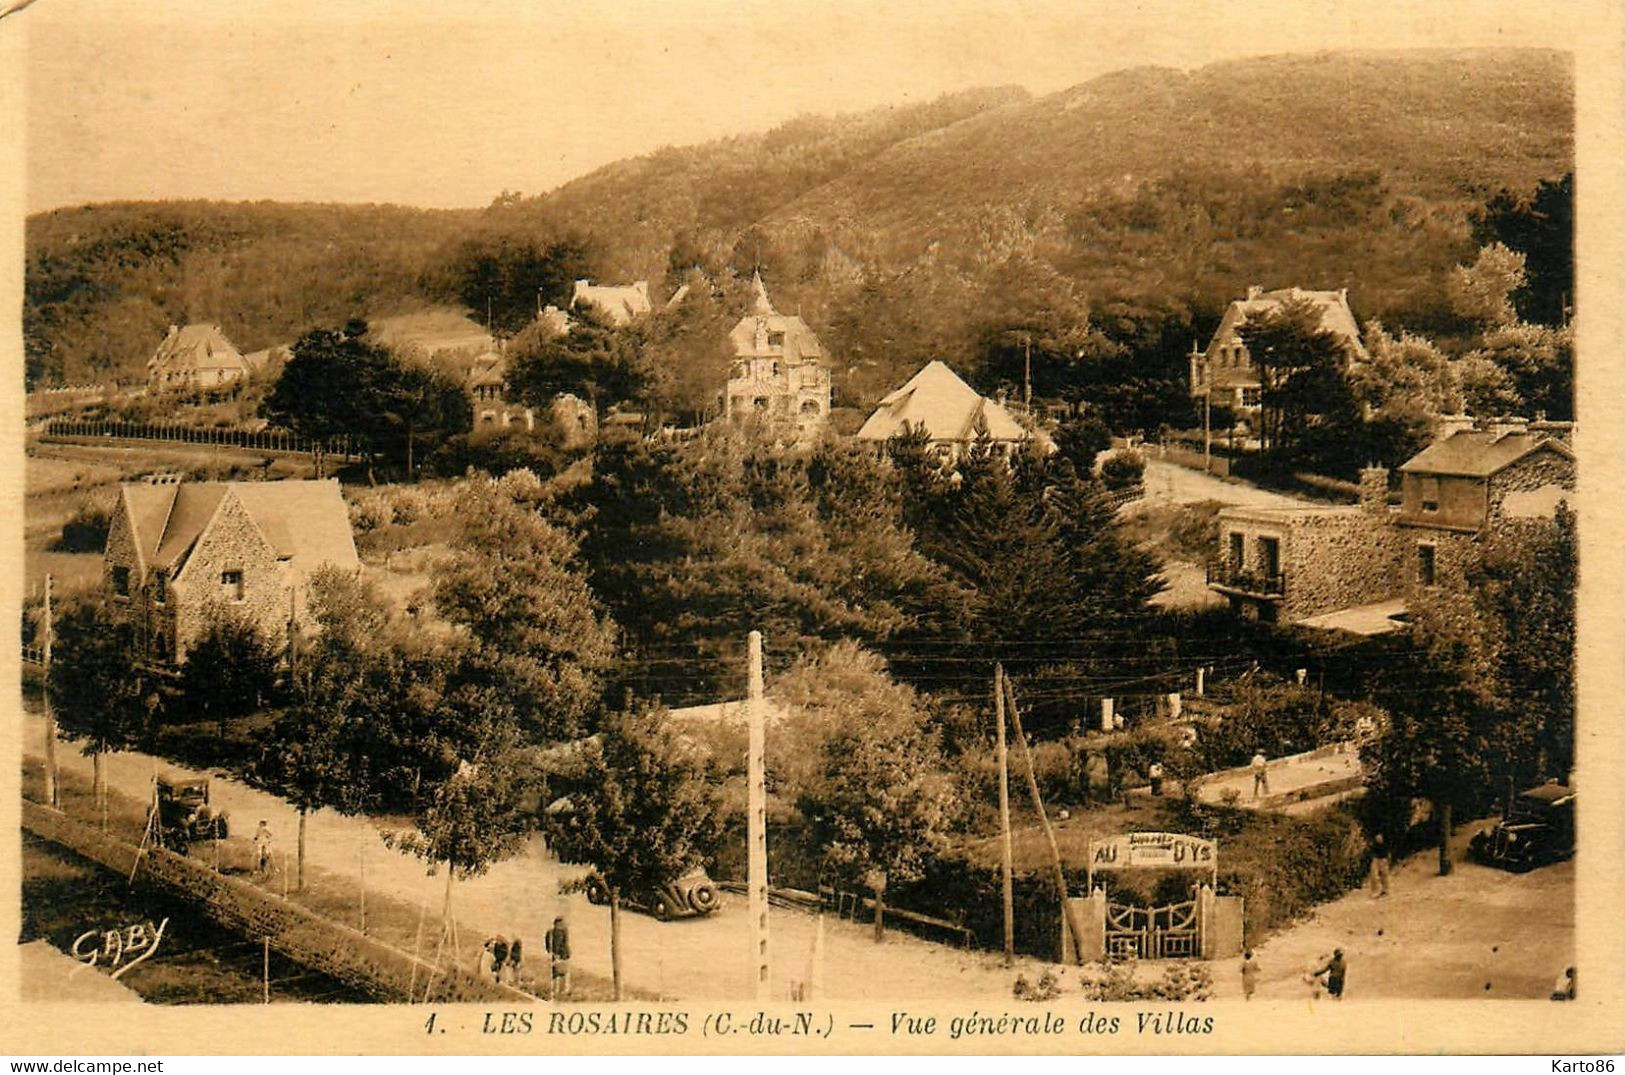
[
  {"xmin": 1488, "ymin": 451, "xmax": 1574, "ymax": 527},
  {"xmin": 1282, "ymin": 511, "xmax": 1404, "ymax": 621},
  {"xmin": 170, "ymin": 492, "xmax": 289, "ymax": 661}
]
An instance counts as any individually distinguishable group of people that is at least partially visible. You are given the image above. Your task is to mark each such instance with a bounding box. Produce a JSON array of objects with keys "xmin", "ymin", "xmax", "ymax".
[
  {"xmin": 1238, "ymin": 948, "xmax": 1348, "ymax": 1000},
  {"xmin": 483, "ymin": 917, "xmax": 573, "ymax": 1000}
]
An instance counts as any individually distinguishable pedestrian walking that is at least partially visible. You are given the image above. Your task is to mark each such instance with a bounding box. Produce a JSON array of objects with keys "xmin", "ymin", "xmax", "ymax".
[
  {"xmin": 506, "ymin": 936, "xmax": 523, "ymax": 986},
  {"xmin": 1313, "ymin": 948, "xmax": 1347, "ymax": 1000},
  {"xmin": 253, "ymin": 821, "xmax": 273, "ymax": 876},
  {"xmin": 1369, "ymin": 833, "xmax": 1391, "ymax": 898},
  {"xmin": 545, "ymin": 916, "xmax": 571, "ymax": 1000},
  {"xmin": 1149, "ymin": 761, "xmax": 1165, "ymax": 797},
  {"xmin": 1240, "ymin": 950, "xmax": 1260, "ymax": 1000},
  {"xmin": 484, "ymin": 935, "xmax": 509, "ymax": 985},
  {"xmin": 1251, "ymin": 751, "xmax": 1270, "ymax": 798}
]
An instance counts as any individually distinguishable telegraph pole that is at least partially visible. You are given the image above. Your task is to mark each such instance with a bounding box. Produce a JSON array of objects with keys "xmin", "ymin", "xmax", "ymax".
[
  {"xmin": 747, "ymin": 631, "xmax": 770, "ymax": 1000},
  {"xmin": 43, "ymin": 574, "xmax": 58, "ymax": 808},
  {"xmin": 1004, "ymin": 675, "xmax": 1087, "ymax": 965},
  {"xmin": 1023, "ymin": 333, "xmax": 1032, "ymax": 412},
  {"xmin": 995, "ymin": 663, "xmax": 1014, "ymax": 966}
]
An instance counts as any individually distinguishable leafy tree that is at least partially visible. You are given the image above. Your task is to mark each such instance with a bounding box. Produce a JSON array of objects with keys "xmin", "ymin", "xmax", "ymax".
[
  {"xmin": 1360, "ymin": 508, "xmax": 1575, "ymax": 870},
  {"xmin": 1446, "ymin": 243, "xmax": 1526, "ymax": 329},
  {"xmin": 541, "ymin": 704, "xmax": 723, "ymax": 999},
  {"xmin": 1452, "ymin": 353, "xmax": 1522, "ymax": 417},
  {"xmin": 431, "ymin": 477, "xmax": 617, "ymax": 741},
  {"xmin": 575, "ymin": 428, "xmax": 953, "ymax": 702},
  {"xmin": 1352, "ymin": 323, "xmax": 1460, "ymax": 417},
  {"xmin": 772, "ymin": 642, "xmax": 959, "ymax": 941},
  {"xmin": 1472, "ymin": 173, "xmax": 1573, "ymax": 326},
  {"xmin": 48, "ymin": 600, "xmax": 152, "ymax": 811},
  {"xmin": 178, "ymin": 605, "xmax": 282, "ymax": 739},
  {"xmin": 506, "ymin": 304, "xmax": 653, "ymax": 416},
  {"xmin": 1462, "ymin": 321, "xmax": 1573, "ymax": 421},
  {"xmin": 446, "ymin": 233, "xmax": 595, "ymax": 338},
  {"xmin": 1233, "ymin": 297, "xmax": 1360, "ymax": 454},
  {"xmin": 263, "ymin": 323, "xmax": 471, "ymax": 479}
]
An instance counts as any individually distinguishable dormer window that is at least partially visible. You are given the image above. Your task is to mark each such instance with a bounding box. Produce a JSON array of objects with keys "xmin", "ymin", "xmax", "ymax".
[
  {"xmin": 221, "ymin": 569, "xmax": 245, "ymax": 601},
  {"xmin": 767, "ymin": 331, "xmax": 785, "ymax": 348}
]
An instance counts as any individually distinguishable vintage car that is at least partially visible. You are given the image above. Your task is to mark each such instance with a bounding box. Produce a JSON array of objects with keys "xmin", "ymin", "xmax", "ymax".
[
  {"xmin": 584, "ymin": 867, "xmax": 720, "ymax": 920},
  {"xmin": 149, "ymin": 775, "xmax": 229, "ymax": 850},
  {"xmin": 1468, "ymin": 782, "xmax": 1575, "ymax": 872}
]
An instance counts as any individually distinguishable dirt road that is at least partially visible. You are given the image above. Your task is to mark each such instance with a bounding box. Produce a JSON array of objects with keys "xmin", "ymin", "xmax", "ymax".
[
  {"xmin": 1135, "ymin": 459, "xmax": 1314, "ymax": 510},
  {"xmin": 25, "ymin": 716, "xmax": 1055, "ymax": 1002},
  {"xmin": 1209, "ymin": 842, "xmax": 1574, "ymax": 1001}
]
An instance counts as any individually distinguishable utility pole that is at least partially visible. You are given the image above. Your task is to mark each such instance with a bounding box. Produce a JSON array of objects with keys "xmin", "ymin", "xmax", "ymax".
[
  {"xmin": 1023, "ymin": 333, "xmax": 1032, "ymax": 413},
  {"xmin": 43, "ymin": 574, "xmax": 58, "ymax": 808},
  {"xmin": 1202, "ymin": 388, "xmax": 1212, "ymax": 475},
  {"xmin": 747, "ymin": 630, "xmax": 770, "ymax": 1000},
  {"xmin": 995, "ymin": 663, "xmax": 1014, "ymax": 967},
  {"xmin": 1003, "ymin": 676, "xmax": 1087, "ymax": 965}
]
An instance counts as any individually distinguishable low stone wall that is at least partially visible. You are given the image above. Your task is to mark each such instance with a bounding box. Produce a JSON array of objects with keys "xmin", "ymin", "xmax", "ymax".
[{"xmin": 22, "ymin": 800, "xmax": 534, "ymax": 1004}]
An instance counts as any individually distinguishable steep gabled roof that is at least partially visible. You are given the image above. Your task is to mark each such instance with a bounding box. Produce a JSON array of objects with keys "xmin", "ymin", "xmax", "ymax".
[
  {"xmin": 855, "ymin": 360, "xmax": 1030, "ymax": 444},
  {"xmin": 1399, "ymin": 429, "xmax": 1574, "ymax": 478},
  {"xmin": 1204, "ymin": 287, "xmax": 1367, "ymax": 362},
  {"xmin": 147, "ymin": 323, "xmax": 249, "ymax": 377},
  {"xmin": 571, "ymin": 280, "xmax": 651, "ymax": 325},
  {"xmin": 728, "ymin": 274, "xmax": 825, "ymax": 361},
  {"xmin": 119, "ymin": 480, "xmax": 359, "ymax": 583}
]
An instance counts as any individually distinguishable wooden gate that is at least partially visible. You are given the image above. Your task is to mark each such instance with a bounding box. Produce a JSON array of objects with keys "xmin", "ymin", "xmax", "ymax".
[{"xmin": 1105, "ymin": 899, "xmax": 1199, "ymax": 960}]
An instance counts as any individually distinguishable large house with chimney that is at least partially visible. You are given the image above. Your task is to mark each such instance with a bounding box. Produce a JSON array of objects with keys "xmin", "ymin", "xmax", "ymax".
[
  {"xmin": 722, "ymin": 274, "xmax": 831, "ymax": 439},
  {"xmin": 1190, "ymin": 286, "xmax": 1366, "ymax": 418},
  {"xmin": 1208, "ymin": 420, "xmax": 1574, "ymax": 631},
  {"xmin": 148, "ymin": 323, "xmax": 254, "ymax": 390},
  {"xmin": 104, "ymin": 479, "xmax": 360, "ymax": 665}
]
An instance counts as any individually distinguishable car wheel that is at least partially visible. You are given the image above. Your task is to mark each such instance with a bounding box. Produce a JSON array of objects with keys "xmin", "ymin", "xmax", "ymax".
[
  {"xmin": 689, "ymin": 883, "xmax": 719, "ymax": 914},
  {"xmin": 652, "ymin": 894, "xmax": 674, "ymax": 921},
  {"xmin": 585, "ymin": 878, "xmax": 607, "ymax": 905}
]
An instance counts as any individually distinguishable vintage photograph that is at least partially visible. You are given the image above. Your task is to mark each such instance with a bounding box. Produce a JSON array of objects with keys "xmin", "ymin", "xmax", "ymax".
[{"xmin": 3, "ymin": 0, "xmax": 1617, "ymax": 1055}]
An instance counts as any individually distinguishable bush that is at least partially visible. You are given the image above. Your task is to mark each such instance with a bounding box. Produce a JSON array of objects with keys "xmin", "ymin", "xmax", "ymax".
[
  {"xmin": 1098, "ymin": 449, "xmax": 1146, "ymax": 491},
  {"xmin": 55, "ymin": 502, "xmax": 110, "ymax": 553}
]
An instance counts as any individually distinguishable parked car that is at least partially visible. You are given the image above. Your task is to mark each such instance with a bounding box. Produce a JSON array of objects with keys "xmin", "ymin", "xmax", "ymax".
[
  {"xmin": 149, "ymin": 775, "xmax": 229, "ymax": 851},
  {"xmin": 1469, "ymin": 782, "xmax": 1575, "ymax": 872},
  {"xmin": 583, "ymin": 867, "xmax": 720, "ymax": 920}
]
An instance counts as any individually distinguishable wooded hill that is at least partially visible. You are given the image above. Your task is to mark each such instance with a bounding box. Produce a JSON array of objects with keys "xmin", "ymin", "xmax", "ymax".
[{"xmin": 27, "ymin": 48, "xmax": 1572, "ymax": 406}]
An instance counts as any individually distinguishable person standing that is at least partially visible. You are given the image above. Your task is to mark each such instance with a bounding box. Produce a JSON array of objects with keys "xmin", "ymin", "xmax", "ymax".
[
  {"xmin": 1148, "ymin": 761, "xmax": 1165, "ymax": 797},
  {"xmin": 1314, "ymin": 949, "xmax": 1347, "ymax": 1000},
  {"xmin": 545, "ymin": 916, "xmax": 571, "ymax": 1000},
  {"xmin": 253, "ymin": 821, "xmax": 273, "ymax": 876},
  {"xmin": 1369, "ymin": 833, "xmax": 1391, "ymax": 898},
  {"xmin": 1240, "ymin": 950, "xmax": 1261, "ymax": 1000},
  {"xmin": 1251, "ymin": 751, "xmax": 1270, "ymax": 798},
  {"xmin": 506, "ymin": 936, "xmax": 523, "ymax": 986},
  {"xmin": 484, "ymin": 935, "xmax": 509, "ymax": 985}
]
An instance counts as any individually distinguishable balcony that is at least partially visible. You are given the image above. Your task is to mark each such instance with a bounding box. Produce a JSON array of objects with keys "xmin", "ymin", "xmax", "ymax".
[{"xmin": 1206, "ymin": 560, "xmax": 1285, "ymax": 599}]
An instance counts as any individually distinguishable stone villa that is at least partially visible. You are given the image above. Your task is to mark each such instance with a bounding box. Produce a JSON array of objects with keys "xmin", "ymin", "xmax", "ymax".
[
  {"xmin": 1189, "ymin": 286, "xmax": 1366, "ymax": 419},
  {"xmin": 722, "ymin": 273, "xmax": 831, "ymax": 439},
  {"xmin": 104, "ymin": 479, "xmax": 359, "ymax": 665},
  {"xmin": 147, "ymin": 323, "xmax": 254, "ymax": 390},
  {"xmin": 1209, "ymin": 420, "xmax": 1574, "ymax": 630},
  {"xmin": 855, "ymin": 359, "xmax": 1048, "ymax": 459}
]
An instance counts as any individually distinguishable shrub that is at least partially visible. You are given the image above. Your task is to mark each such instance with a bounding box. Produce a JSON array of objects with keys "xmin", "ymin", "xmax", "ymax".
[
  {"xmin": 1098, "ymin": 449, "xmax": 1146, "ymax": 491},
  {"xmin": 55, "ymin": 501, "xmax": 110, "ymax": 553}
]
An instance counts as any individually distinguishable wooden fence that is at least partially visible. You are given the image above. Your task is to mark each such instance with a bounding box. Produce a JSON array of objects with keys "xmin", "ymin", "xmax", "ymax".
[{"xmin": 40, "ymin": 419, "xmax": 358, "ymax": 461}]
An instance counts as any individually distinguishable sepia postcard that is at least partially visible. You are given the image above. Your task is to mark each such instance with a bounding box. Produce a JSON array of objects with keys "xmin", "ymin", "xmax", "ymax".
[{"xmin": 1, "ymin": 0, "xmax": 1623, "ymax": 1058}]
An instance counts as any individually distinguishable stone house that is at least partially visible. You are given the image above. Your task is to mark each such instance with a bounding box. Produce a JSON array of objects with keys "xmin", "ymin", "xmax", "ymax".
[
  {"xmin": 1392, "ymin": 423, "xmax": 1575, "ymax": 595},
  {"xmin": 855, "ymin": 359, "xmax": 1049, "ymax": 459},
  {"xmin": 104, "ymin": 479, "xmax": 360, "ymax": 665},
  {"xmin": 722, "ymin": 273, "xmax": 831, "ymax": 439},
  {"xmin": 464, "ymin": 350, "xmax": 536, "ymax": 440},
  {"xmin": 1189, "ymin": 286, "xmax": 1366, "ymax": 418},
  {"xmin": 147, "ymin": 323, "xmax": 252, "ymax": 390},
  {"xmin": 1210, "ymin": 422, "xmax": 1574, "ymax": 629}
]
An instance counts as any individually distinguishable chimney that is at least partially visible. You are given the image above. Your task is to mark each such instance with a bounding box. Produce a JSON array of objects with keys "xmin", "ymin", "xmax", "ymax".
[
  {"xmin": 1358, "ymin": 465, "xmax": 1390, "ymax": 515},
  {"xmin": 1487, "ymin": 416, "xmax": 1530, "ymax": 440},
  {"xmin": 1437, "ymin": 413, "xmax": 1474, "ymax": 438},
  {"xmin": 1246, "ymin": 285, "xmax": 1263, "ymax": 301}
]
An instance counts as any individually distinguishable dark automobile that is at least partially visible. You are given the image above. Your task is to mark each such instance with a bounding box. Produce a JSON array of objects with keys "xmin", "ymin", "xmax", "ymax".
[
  {"xmin": 584, "ymin": 867, "xmax": 720, "ymax": 920},
  {"xmin": 1469, "ymin": 782, "xmax": 1575, "ymax": 872},
  {"xmin": 148, "ymin": 775, "xmax": 229, "ymax": 851}
]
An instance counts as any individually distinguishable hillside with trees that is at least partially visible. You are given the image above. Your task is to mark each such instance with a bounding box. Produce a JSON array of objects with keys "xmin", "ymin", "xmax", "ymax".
[{"xmin": 27, "ymin": 49, "xmax": 1572, "ymax": 419}]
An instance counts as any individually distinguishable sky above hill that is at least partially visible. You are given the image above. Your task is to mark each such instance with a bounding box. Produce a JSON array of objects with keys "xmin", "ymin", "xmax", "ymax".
[{"xmin": 17, "ymin": 0, "xmax": 1584, "ymax": 214}]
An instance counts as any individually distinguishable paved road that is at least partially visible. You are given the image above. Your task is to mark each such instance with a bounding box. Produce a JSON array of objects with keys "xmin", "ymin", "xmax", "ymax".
[{"xmin": 25, "ymin": 715, "xmax": 1057, "ymax": 1002}]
